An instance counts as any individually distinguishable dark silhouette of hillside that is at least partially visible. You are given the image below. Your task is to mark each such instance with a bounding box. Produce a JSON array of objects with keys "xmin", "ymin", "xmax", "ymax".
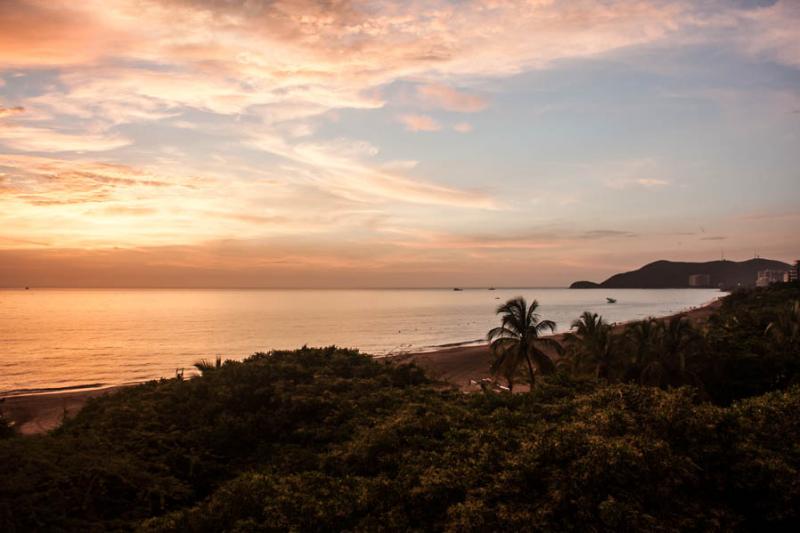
[{"xmin": 570, "ymin": 258, "xmax": 791, "ymax": 289}]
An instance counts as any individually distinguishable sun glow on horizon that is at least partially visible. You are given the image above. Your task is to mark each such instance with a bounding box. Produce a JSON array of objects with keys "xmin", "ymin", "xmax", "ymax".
[{"xmin": 0, "ymin": 0, "xmax": 798, "ymax": 287}]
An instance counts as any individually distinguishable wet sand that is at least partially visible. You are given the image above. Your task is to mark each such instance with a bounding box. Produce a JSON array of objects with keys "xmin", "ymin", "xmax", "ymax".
[
  {"xmin": 1, "ymin": 386, "xmax": 124, "ymax": 436},
  {"xmin": 2, "ymin": 297, "xmax": 722, "ymax": 435}
]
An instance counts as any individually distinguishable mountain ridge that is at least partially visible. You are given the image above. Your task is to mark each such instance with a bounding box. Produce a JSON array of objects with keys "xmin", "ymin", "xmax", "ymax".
[{"xmin": 570, "ymin": 258, "xmax": 791, "ymax": 289}]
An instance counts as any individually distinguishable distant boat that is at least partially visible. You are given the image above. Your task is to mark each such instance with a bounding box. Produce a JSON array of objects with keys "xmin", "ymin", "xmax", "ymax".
[
  {"xmin": 453, "ymin": 288, "xmax": 463, "ymax": 291},
  {"xmin": 25, "ymin": 286, "xmax": 30, "ymax": 290},
  {"xmin": 606, "ymin": 297, "xmax": 617, "ymax": 304},
  {"xmin": 488, "ymin": 287, "xmax": 496, "ymax": 290}
]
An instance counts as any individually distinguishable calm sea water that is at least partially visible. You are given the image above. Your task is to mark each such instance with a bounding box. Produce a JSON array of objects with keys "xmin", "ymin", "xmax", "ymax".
[{"xmin": 0, "ymin": 288, "xmax": 720, "ymax": 395}]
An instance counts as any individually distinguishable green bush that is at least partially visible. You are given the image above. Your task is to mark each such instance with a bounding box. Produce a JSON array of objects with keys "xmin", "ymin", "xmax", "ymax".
[{"xmin": 2, "ymin": 285, "xmax": 800, "ymax": 531}]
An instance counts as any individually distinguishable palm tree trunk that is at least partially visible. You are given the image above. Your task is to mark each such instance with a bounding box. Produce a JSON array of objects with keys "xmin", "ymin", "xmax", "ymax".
[{"xmin": 524, "ymin": 353, "xmax": 536, "ymax": 389}]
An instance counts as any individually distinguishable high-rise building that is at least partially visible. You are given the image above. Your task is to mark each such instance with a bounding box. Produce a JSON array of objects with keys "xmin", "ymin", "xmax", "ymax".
[{"xmin": 789, "ymin": 260, "xmax": 800, "ymax": 283}]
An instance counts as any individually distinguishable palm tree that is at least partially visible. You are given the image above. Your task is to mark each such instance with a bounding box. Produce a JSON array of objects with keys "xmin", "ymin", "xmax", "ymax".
[
  {"xmin": 765, "ymin": 300, "xmax": 800, "ymax": 351},
  {"xmin": 623, "ymin": 318, "xmax": 660, "ymax": 380},
  {"xmin": 564, "ymin": 311, "xmax": 615, "ymax": 380},
  {"xmin": 487, "ymin": 297, "xmax": 560, "ymax": 390},
  {"xmin": 660, "ymin": 316, "xmax": 700, "ymax": 376},
  {"xmin": 194, "ymin": 356, "xmax": 223, "ymax": 375},
  {"xmin": 638, "ymin": 316, "xmax": 702, "ymax": 388}
]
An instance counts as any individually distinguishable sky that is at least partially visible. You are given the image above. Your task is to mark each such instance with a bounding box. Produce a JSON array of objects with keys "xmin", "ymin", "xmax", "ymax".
[{"xmin": 0, "ymin": 0, "xmax": 798, "ymax": 288}]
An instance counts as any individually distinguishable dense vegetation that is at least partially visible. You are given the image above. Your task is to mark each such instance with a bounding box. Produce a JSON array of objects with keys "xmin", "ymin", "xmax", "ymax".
[
  {"xmin": 1, "ymin": 284, "xmax": 799, "ymax": 531},
  {"xmin": 0, "ymin": 406, "xmax": 12, "ymax": 440},
  {"xmin": 552, "ymin": 283, "xmax": 800, "ymax": 405}
]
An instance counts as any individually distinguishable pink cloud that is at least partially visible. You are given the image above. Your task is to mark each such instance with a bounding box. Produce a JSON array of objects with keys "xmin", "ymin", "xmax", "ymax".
[
  {"xmin": 397, "ymin": 114, "xmax": 441, "ymax": 132},
  {"xmin": 453, "ymin": 122, "xmax": 473, "ymax": 133},
  {"xmin": 417, "ymin": 84, "xmax": 488, "ymax": 113}
]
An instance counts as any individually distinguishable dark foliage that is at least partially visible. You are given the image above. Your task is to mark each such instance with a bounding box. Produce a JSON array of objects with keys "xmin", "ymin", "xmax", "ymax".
[
  {"xmin": 0, "ymin": 285, "xmax": 799, "ymax": 531},
  {"xmin": 562, "ymin": 283, "xmax": 800, "ymax": 405},
  {"xmin": 0, "ymin": 415, "xmax": 13, "ymax": 440}
]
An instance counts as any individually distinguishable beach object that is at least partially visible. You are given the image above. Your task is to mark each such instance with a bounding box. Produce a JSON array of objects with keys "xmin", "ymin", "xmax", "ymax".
[{"xmin": 606, "ymin": 297, "xmax": 617, "ymax": 304}]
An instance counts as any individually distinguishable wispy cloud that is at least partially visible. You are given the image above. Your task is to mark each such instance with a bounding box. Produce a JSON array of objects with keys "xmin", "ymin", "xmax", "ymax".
[
  {"xmin": 246, "ymin": 133, "xmax": 497, "ymax": 209},
  {"xmin": 397, "ymin": 114, "xmax": 441, "ymax": 132},
  {"xmin": 0, "ymin": 125, "xmax": 131, "ymax": 152}
]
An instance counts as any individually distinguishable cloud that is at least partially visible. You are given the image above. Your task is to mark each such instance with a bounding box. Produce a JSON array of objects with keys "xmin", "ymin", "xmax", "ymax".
[
  {"xmin": 604, "ymin": 177, "xmax": 670, "ymax": 189},
  {"xmin": 578, "ymin": 230, "xmax": 637, "ymax": 239},
  {"xmin": 636, "ymin": 178, "xmax": 670, "ymax": 187},
  {"xmin": 387, "ymin": 229, "xmax": 562, "ymax": 251},
  {"xmin": 0, "ymin": 0, "xmax": 704, "ymax": 127},
  {"xmin": 417, "ymin": 84, "xmax": 488, "ymax": 113},
  {"xmin": 735, "ymin": 0, "xmax": 800, "ymax": 67},
  {"xmin": 0, "ymin": 125, "xmax": 131, "ymax": 152},
  {"xmin": 599, "ymin": 159, "xmax": 672, "ymax": 189},
  {"xmin": 246, "ymin": 133, "xmax": 497, "ymax": 209},
  {"xmin": 0, "ymin": 106, "xmax": 24, "ymax": 118},
  {"xmin": 397, "ymin": 114, "xmax": 441, "ymax": 132},
  {"xmin": 0, "ymin": 154, "xmax": 194, "ymax": 205},
  {"xmin": 0, "ymin": 0, "xmax": 798, "ymax": 288}
]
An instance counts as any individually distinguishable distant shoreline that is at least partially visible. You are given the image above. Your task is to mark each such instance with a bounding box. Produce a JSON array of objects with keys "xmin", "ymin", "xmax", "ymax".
[{"xmin": 2, "ymin": 297, "xmax": 723, "ymax": 435}]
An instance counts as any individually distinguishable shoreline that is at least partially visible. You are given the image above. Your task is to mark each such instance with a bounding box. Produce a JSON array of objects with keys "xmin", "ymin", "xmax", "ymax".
[
  {"xmin": 1, "ymin": 385, "xmax": 128, "ymax": 436},
  {"xmin": 386, "ymin": 296, "xmax": 723, "ymax": 391},
  {"xmin": 2, "ymin": 297, "xmax": 723, "ymax": 435}
]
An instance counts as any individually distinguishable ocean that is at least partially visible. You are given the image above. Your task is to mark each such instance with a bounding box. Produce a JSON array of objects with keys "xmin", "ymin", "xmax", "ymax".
[{"xmin": 0, "ymin": 288, "xmax": 720, "ymax": 395}]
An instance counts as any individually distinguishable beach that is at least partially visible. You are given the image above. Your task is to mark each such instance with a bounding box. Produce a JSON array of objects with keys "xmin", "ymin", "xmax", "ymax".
[
  {"xmin": 2, "ymin": 297, "xmax": 722, "ymax": 436},
  {"xmin": 1, "ymin": 386, "xmax": 126, "ymax": 435},
  {"xmin": 387, "ymin": 297, "xmax": 722, "ymax": 390}
]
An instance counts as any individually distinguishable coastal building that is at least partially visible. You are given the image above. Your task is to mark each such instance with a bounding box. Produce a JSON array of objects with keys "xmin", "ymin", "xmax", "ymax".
[
  {"xmin": 789, "ymin": 260, "xmax": 800, "ymax": 283},
  {"xmin": 756, "ymin": 269, "xmax": 788, "ymax": 287},
  {"xmin": 688, "ymin": 274, "xmax": 711, "ymax": 287}
]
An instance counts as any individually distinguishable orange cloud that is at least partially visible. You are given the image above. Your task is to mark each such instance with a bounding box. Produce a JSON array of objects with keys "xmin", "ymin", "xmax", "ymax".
[
  {"xmin": 0, "ymin": 1, "xmax": 131, "ymax": 67},
  {"xmin": 0, "ymin": 124, "xmax": 131, "ymax": 152},
  {"xmin": 0, "ymin": 105, "xmax": 24, "ymax": 118}
]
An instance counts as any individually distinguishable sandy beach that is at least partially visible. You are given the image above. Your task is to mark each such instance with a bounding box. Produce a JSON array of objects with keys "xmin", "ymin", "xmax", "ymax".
[
  {"xmin": 1, "ymin": 386, "xmax": 125, "ymax": 436},
  {"xmin": 2, "ymin": 297, "xmax": 722, "ymax": 436},
  {"xmin": 388, "ymin": 297, "xmax": 722, "ymax": 391}
]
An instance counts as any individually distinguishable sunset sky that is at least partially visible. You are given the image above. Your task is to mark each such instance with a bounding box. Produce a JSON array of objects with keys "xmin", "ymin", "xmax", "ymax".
[{"xmin": 0, "ymin": 0, "xmax": 798, "ymax": 287}]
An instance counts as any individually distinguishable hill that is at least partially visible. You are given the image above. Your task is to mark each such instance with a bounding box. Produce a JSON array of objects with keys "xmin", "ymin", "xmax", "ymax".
[{"xmin": 570, "ymin": 258, "xmax": 791, "ymax": 289}]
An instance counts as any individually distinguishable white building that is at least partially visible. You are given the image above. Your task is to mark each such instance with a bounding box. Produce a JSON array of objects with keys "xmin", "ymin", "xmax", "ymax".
[
  {"xmin": 756, "ymin": 269, "xmax": 788, "ymax": 287},
  {"xmin": 789, "ymin": 261, "xmax": 799, "ymax": 283}
]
